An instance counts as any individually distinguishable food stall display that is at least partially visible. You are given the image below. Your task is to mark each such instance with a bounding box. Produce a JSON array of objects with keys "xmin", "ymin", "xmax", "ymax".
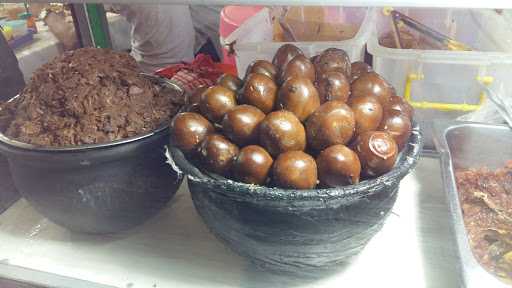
[{"xmin": 0, "ymin": 2, "xmax": 511, "ymax": 288}]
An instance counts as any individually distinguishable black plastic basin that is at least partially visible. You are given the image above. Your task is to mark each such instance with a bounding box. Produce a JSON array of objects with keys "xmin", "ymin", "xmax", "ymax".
[{"xmin": 168, "ymin": 123, "xmax": 423, "ymax": 272}]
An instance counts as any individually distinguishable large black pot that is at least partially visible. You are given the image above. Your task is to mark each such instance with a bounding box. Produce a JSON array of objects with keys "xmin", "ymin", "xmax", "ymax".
[
  {"xmin": 169, "ymin": 123, "xmax": 423, "ymax": 273},
  {"xmin": 0, "ymin": 76, "xmax": 184, "ymax": 234},
  {"xmin": 0, "ymin": 125, "xmax": 183, "ymax": 234}
]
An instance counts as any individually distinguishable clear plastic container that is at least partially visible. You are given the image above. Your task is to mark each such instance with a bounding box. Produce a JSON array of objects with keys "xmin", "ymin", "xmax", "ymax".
[
  {"xmin": 5, "ymin": 20, "xmax": 28, "ymax": 39},
  {"xmin": 233, "ymin": 7, "xmax": 374, "ymax": 77},
  {"xmin": 367, "ymin": 8, "xmax": 512, "ymax": 148}
]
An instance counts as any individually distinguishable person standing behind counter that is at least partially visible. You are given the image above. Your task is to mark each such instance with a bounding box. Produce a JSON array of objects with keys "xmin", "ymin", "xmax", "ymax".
[
  {"xmin": 190, "ymin": 5, "xmax": 223, "ymax": 61},
  {"xmin": 108, "ymin": 4, "xmax": 224, "ymax": 73},
  {"xmin": 109, "ymin": 4, "xmax": 196, "ymax": 73}
]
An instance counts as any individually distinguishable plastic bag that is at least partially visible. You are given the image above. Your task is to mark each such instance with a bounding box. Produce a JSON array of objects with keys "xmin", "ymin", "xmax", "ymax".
[{"xmin": 458, "ymin": 82, "xmax": 512, "ymax": 125}]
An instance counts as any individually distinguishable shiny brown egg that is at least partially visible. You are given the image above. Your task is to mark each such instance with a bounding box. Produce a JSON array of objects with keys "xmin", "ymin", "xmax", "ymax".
[
  {"xmin": 272, "ymin": 44, "xmax": 304, "ymax": 72},
  {"xmin": 217, "ymin": 73, "xmax": 243, "ymax": 92},
  {"xmin": 222, "ymin": 105, "xmax": 265, "ymax": 146},
  {"xmin": 305, "ymin": 100, "xmax": 356, "ymax": 151},
  {"xmin": 351, "ymin": 71, "xmax": 393, "ymax": 105},
  {"xmin": 199, "ymin": 134, "xmax": 240, "ymax": 176},
  {"xmin": 348, "ymin": 95, "xmax": 384, "ymax": 135},
  {"xmin": 240, "ymin": 73, "xmax": 278, "ymax": 114},
  {"xmin": 170, "ymin": 112, "xmax": 214, "ymax": 154},
  {"xmin": 353, "ymin": 131, "xmax": 398, "ymax": 177},
  {"xmin": 313, "ymin": 48, "xmax": 351, "ymax": 78},
  {"xmin": 199, "ymin": 85, "xmax": 237, "ymax": 123},
  {"xmin": 317, "ymin": 144, "xmax": 361, "ymax": 187},
  {"xmin": 277, "ymin": 77, "xmax": 320, "ymax": 122},
  {"xmin": 316, "ymin": 71, "xmax": 350, "ymax": 103},
  {"xmin": 350, "ymin": 61, "xmax": 372, "ymax": 83},
  {"xmin": 310, "ymin": 55, "xmax": 319, "ymax": 64},
  {"xmin": 233, "ymin": 145, "xmax": 273, "ymax": 185},
  {"xmin": 189, "ymin": 85, "xmax": 208, "ymax": 106},
  {"xmin": 378, "ymin": 110, "xmax": 412, "ymax": 150},
  {"xmin": 273, "ymin": 151, "xmax": 317, "ymax": 189},
  {"xmin": 187, "ymin": 85, "xmax": 208, "ymax": 113},
  {"xmin": 259, "ymin": 110, "xmax": 306, "ymax": 157},
  {"xmin": 246, "ymin": 60, "xmax": 277, "ymax": 81},
  {"xmin": 385, "ymin": 96, "xmax": 414, "ymax": 119},
  {"xmin": 280, "ymin": 54, "xmax": 316, "ymax": 84}
]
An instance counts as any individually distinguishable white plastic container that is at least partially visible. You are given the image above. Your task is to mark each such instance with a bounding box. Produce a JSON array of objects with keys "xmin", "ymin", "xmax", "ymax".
[
  {"xmin": 232, "ymin": 7, "xmax": 374, "ymax": 77},
  {"xmin": 367, "ymin": 8, "xmax": 512, "ymax": 148}
]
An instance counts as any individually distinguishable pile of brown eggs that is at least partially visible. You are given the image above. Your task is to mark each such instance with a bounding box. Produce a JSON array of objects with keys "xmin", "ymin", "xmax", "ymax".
[{"xmin": 170, "ymin": 44, "xmax": 414, "ymax": 189}]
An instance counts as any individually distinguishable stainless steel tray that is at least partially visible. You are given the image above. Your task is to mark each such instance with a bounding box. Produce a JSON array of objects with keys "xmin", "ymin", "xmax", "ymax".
[{"xmin": 433, "ymin": 120, "xmax": 512, "ymax": 288}]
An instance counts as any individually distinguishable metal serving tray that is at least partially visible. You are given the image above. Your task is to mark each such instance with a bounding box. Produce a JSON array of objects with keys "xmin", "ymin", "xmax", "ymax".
[{"xmin": 433, "ymin": 120, "xmax": 512, "ymax": 288}]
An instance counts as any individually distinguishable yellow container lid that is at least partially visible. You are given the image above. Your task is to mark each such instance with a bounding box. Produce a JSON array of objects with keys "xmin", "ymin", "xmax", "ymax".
[{"xmin": 1, "ymin": 26, "xmax": 14, "ymax": 41}]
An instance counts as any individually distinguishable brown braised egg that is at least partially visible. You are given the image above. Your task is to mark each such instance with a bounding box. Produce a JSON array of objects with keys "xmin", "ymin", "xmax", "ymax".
[
  {"xmin": 277, "ymin": 77, "xmax": 320, "ymax": 122},
  {"xmin": 199, "ymin": 134, "xmax": 240, "ymax": 176},
  {"xmin": 348, "ymin": 95, "xmax": 384, "ymax": 135},
  {"xmin": 246, "ymin": 60, "xmax": 277, "ymax": 81},
  {"xmin": 317, "ymin": 144, "xmax": 361, "ymax": 187},
  {"xmin": 233, "ymin": 145, "xmax": 273, "ymax": 185},
  {"xmin": 280, "ymin": 54, "xmax": 316, "ymax": 84},
  {"xmin": 170, "ymin": 112, "xmax": 214, "ymax": 154},
  {"xmin": 240, "ymin": 73, "xmax": 278, "ymax": 114},
  {"xmin": 350, "ymin": 61, "xmax": 372, "ymax": 83},
  {"xmin": 378, "ymin": 110, "xmax": 412, "ymax": 150},
  {"xmin": 354, "ymin": 131, "xmax": 398, "ymax": 177},
  {"xmin": 316, "ymin": 71, "xmax": 350, "ymax": 103},
  {"xmin": 187, "ymin": 85, "xmax": 208, "ymax": 113},
  {"xmin": 310, "ymin": 55, "xmax": 319, "ymax": 65},
  {"xmin": 385, "ymin": 96, "xmax": 414, "ymax": 119},
  {"xmin": 259, "ymin": 110, "xmax": 306, "ymax": 157},
  {"xmin": 222, "ymin": 105, "xmax": 265, "ymax": 146},
  {"xmin": 189, "ymin": 85, "xmax": 208, "ymax": 106},
  {"xmin": 313, "ymin": 48, "xmax": 351, "ymax": 78},
  {"xmin": 199, "ymin": 85, "xmax": 237, "ymax": 123},
  {"xmin": 272, "ymin": 43, "xmax": 304, "ymax": 71},
  {"xmin": 217, "ymin": 73, "xmax": 243, "ymax": 92},
  {"xmin": 273, "ymin": 151, "xmax": 317, "ymax": 189},
  {"xmin": 306, "ymin": 100, "xmax": 355, "ymax": 151},
  {"xmin": 351, "ymin": 71, "xmax": 393, "ymax": 105}
]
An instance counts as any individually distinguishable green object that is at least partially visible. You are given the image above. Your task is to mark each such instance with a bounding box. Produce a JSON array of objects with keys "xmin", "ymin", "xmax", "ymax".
[
  {"xmin": 17, "ymin": 12, "xmax": 31, "ymax": 20},
  {"xmin": 86, "ymin": 4, "xmax": 110, "ymax": 48}
]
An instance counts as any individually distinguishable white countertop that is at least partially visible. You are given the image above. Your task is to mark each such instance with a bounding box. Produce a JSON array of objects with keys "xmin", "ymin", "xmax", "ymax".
[{"xmin": 0, "ymin": 157, "xmax": 461, "ymax": 288}]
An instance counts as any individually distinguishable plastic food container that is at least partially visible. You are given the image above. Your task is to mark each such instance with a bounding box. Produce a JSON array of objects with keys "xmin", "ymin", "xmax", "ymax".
[
  {"xmin": 232, "ymin": 7, "xmax": 374, "ymax": 77},
  {"xmin": 168, "ymin": 123, "xmax": 423, "ymax": 273},
  {"xmin": 5, "ymin": 19, "xmax": 27, "ymax": 39},
  {"xmin": 368, "ymin": 8, "xmax": 512, "ymax": 149},
  {"xmin": 219, "ymin": 6, "xmax": 264, "ymax": 66},
  {"xmin": 0, "ymin": 76, "xmax": 185, "ymax": 234},
  {"xmin": 433, "ymin": 120, "xmax": 512, "ymax": 287}
]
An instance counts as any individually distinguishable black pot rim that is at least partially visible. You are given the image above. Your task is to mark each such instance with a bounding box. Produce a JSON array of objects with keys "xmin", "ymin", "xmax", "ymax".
[
  {"xmin": 169, "ymin": 122, "xmax": 424, "ymax": 201},
  {"xmin": 0, "ymin": 74, "xmax": 183, "ymax": 153}
]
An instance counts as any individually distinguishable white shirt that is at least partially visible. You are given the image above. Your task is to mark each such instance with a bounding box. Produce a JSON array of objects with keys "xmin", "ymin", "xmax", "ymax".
[{"xmin": 113, "ymin": 4, "xmax": 196, "ymax": 73}]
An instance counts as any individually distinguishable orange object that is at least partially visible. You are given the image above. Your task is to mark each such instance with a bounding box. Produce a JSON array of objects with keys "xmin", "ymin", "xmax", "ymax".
[{"xmin": 26, "ymin": 16, "xmax": 37, "ymax": 33}]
